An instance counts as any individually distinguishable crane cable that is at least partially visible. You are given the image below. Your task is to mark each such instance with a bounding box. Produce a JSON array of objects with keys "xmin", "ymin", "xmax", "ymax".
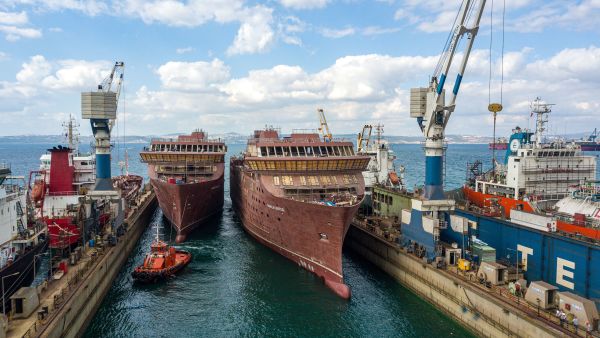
[{"xmin": 488, "ymin": 0, "xmax": 506, "ymax": 106}]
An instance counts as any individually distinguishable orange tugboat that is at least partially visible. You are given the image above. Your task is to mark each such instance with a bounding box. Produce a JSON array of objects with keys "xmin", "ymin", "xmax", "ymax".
[{"xmin": 132, "ymin": 227, "xmax": 192, "ymax": 283}]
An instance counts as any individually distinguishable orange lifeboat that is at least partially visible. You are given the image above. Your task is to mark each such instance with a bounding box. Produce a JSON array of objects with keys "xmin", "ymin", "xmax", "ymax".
[{"xmin": 132, "ymin": 236, "xmax": 192, "ymax": 283}]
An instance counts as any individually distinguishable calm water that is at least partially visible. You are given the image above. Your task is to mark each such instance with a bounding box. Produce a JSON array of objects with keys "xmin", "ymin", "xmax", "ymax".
[{"xmin": 1, "ymin": 141, "xmax": 597, "ymax": 337}]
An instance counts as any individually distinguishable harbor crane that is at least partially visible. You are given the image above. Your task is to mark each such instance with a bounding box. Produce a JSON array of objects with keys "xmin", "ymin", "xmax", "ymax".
[
  {"xmin": 410, "ymin": 0, "xmax": 486, "ymax": 200},
  {"xmin": 317, "ymin": 108, "xmax": 333, "ymax": 142},
  {"xmin": 81, "ymin": 61, "xmax": 124, "ymax": 191},
  {"xmin": 357, "ymin": 125, "xmax": 373, "ymax": 153}
]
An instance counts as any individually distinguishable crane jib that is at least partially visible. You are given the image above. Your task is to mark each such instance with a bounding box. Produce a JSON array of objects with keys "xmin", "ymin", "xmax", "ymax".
[
  {"xmin": 452, "ymin": 74, "xmax": 463, "ymax": 95},
  {"xmin": 436, "ymin": 74, "xmax": 446, "ymax": 94}
]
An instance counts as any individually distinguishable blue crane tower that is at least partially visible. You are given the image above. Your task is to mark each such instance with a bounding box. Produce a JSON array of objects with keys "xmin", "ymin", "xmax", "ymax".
[
  {"xmin": 402, "ymin": 0, "xmax": 486, "ymax": 260},
  {"xmin": 81, "ymin": 62, "xmax": 124, "ymax": 191}
]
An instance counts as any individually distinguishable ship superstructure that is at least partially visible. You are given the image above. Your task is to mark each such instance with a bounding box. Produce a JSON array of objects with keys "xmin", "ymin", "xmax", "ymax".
[
  {"xmin": 230, "ymin": 122, "xmax": 369, "ymax": 298},
  {"xmin": 140, "ymin": 130, "xmax": 226, "ymax": 242},
  {"xmin": 0, "ymin": 166, "xmax": 47, "ymax": 313},
  {"xmin": 357, "ymin": 124, "xmax": 404, "ymax": 210},
  {"xmin": 464, "ymin": 98, "xmax": 597, "ymax": 217},
  {"xmin": 39, "ymin": 115, "xmax": 95, "ymax": 194}
]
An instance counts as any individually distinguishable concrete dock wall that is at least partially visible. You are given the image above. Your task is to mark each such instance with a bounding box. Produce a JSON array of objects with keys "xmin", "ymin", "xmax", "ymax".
[
  {"xmin": 39, "ymin": 193, "xmax": 157, "ymax": 338},
  {"xmin": 346, "ymin": 225, "xmax": 567, "ymax": 338}
]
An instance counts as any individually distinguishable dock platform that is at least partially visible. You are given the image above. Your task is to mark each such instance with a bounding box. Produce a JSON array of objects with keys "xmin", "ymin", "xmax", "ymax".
[{"xmin": 6, "ymin": 189, "xmax": 157, "ymax": 338}]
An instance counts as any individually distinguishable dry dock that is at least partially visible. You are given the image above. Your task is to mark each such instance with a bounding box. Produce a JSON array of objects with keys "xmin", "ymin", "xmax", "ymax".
[
  {"xmin": 346, "ymin": 220, "xmax": 591, "ymax": 338},
  {"xmin": 6, "ymin": 189, "xmax": 157, "ymax": 338}
]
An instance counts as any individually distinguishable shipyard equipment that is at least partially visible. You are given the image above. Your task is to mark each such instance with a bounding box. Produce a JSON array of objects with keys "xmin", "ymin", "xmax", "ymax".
[
  {"xmin": 402, "ymin": 0, "xmax": 485, "ymax": 260},
  {"xmin": 409, "ymin": 0, "xmax": 485, "ymax": 200},
  {"xmin": 525, "ymin": 281, "xmax": 558, "ymax": 310},
  {"xmin": 82, "ymin": 61, "xmax": 124, "ymax": 190},
  {"xmin": 316, "ymin": 108, "xmax": 333, "ymax": 142}
]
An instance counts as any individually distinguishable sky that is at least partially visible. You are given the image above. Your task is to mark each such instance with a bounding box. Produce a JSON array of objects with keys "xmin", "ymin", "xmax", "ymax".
[{"xmin": 0, "ymin": 0, "xmax": 599, "ymax": 138}]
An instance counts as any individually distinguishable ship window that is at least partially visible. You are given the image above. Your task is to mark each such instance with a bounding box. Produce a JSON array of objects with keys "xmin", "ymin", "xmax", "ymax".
[
  {"xmin": 260, "ymin": 147, "xmax": 267, "ymax": 156},
  {"xmin": 282, "ymin": 176, "xmax": 294, "ymax": 186},
  {"xmin": 298, "ymin": 147, "xmax": 306, "ymax": 156},
  {"xmin": 326, "ymin": 146, "xmax": 333, "ymax": 156},
  {"xmin": 276, "ymin": 147, "xmax": 283, "ymax": 156},
  {"xmin": 306, "ymin": 147, "xmax": 313, "ymax": 156},
  {"xmin": 321, "ymin": 176, "xmax": 331, "ymax": 185},
  {"xmin": 333, "ymin": 147, "xmax": 341, "ymax": 156},
  {"xmin": 320, "ymin": 146, "xmax": 327, "ymax": 156},
  {"xmin": 299, "ymin": 176, "xmax": 307, "ymax": 185},
  {"xmin": 308, "ymin": 176, "xmax": 319, "ymax": 186},
  {"xmin": 313, "ymin": 146, "xmax": 321, "ymax": 156},
  {"xmin": 273, "ymin": 176, "xmax": 280, "ymax": 185},
  {"xmin": 330, "ymin": 176, "xmax": 337, "ymax": 185},
  {"xmin": 284, "ymin": 147, "xmax": 291, "ymax": 156},
  {"xmin": 291, "ymin": 147, "xmax": 298, "ymax": 156},
  {"xmin": 343, "ymin": 175, "xmax": 351, "ymax": 184},
  {"xmin": 268, "ymin": 147, "xmax": 275, "ymax": 157}
]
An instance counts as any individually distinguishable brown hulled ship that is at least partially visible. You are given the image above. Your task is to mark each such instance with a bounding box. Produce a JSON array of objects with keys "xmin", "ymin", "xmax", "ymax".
[
  {"xmin": 140, "ymin": 130, "xmax": 226, "ymax": 242},
  {"xmin": 230, "ymin": 128, "xmax": 369, "ymax": 298}
]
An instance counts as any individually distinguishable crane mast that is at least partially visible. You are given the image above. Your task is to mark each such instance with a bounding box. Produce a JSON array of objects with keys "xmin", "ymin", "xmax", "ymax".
[
  {"xmin": 410, "ymin": 0, "xmax": 486, "ymax": 200},
  {"xmin": 317, "ymin": 108, "xmax": 333, "ymax": 142},
  {"xmin": 81, "ymin": 61, "xmax": 124, "ymax": 191}
]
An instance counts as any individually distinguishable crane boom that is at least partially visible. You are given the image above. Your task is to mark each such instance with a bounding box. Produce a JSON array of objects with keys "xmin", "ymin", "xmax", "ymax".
[
  {"xmin": 317, "ymin": 108, "xmax": 333, "ymax": 141},
  {"xmin": 410, "ymin": 0, "xmax": 486, "ymax": 200}
]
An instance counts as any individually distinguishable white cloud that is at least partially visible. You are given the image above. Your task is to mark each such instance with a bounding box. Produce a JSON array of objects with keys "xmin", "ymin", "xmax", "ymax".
[
  {"xmin": 0, "ymin": 10, "xmax": 41, "ymax": 41},
  {"xmin": 0, "ymin": 25, "xmax": 42, "ymax": 41},
  {"xmin": 156, "ymin": 59, "xmax": 230, "ymax": 91},
  {"xmin": 320, "ymin": 27, "xmax": 355, "ymax": 38},
  {"xmin": 0, "ymin": 11, "xmax": 28, "ymax": 25},
  {"xmin": 226, "ymin": 6, "xmax": 274, "ymax": 56},
  {"xmin": 7, "ymin": 0, "xmax": 108, "ymax": 16},
  {"xmin": 175, "ymin": 46, "xmax": 194, "ymax": 54},
  {"xmin": 279, "ymin": 0, "xmax": 330, "ymax": 10}
]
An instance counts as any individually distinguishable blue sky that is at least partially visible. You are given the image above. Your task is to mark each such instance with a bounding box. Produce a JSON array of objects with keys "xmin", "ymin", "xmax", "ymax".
[{"xmin": 0, "ymin": 0, "xmax": 599, "ymax": 137}]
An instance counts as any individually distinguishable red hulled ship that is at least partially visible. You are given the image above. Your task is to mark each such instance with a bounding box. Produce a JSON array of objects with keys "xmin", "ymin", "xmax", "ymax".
[
  {"xmin": 230, "ymin": 127, "xmax": 369, "ymax": 298},
  {"xmin": 140, "ymin": 130, "xmax": 226, "ymax": 242}
]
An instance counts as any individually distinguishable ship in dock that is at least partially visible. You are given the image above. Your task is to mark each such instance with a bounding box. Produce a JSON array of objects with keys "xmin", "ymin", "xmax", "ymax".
[
  {"xmin": 488, "ymin": 136, "xmax": 507, "ymax": 150},
  {"xmin": 0, "ymin": 166, "xmax": 47, "ymax": 314},
  {"xmin": 140, "ymin": 130, "xmax": 226, "ymax": 242},
  {"xmin": 573, "ymin": 128, "xmax": 600, "ymax": 151},
  {"xmin": 461, "ymin": 98, "xmax": 598, "ymax": 235},
  {"xmin": 230, "ymin": 112, "xmax": 369, "ymax": 298},
  {"xmin": 357, "ymin": 123, "xmax": 404, "ymax": 210}
]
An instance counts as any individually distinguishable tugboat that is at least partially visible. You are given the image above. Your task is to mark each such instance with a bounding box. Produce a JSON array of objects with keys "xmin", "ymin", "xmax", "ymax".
[{"xmin": 132, "ymin": 227, "xmax": 192, "ymax": 283}]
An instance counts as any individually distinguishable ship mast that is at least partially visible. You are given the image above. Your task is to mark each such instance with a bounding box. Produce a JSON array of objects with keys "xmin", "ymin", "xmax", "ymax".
[
  {"xmin": 531, "ymin": 97, "xmax": 554, "ymax": 148},
  {"xmin": 62, "ymin": 114, "xmax": 80, "ymax": 153}
]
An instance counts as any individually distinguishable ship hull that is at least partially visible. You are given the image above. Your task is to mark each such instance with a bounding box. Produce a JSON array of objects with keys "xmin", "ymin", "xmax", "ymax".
[
  {"xmin": 488, "ymin": 143, "xmax": 507, "ymax": 150},
  {"xmin": 1, "ymin": 238, "xmax": 48, "ymax": 313},
  {"xmin": 230, "ymin": 162, "xmax": 361, "ymax": 299},
  {"xmin": 579, "ymin": 144, "xmax": 600, "ymax": 151},
  {"xmin": 151, "ymin": 166, "xmax": 224, "ymax": 243},
  {"xmin": 463, "ymin": 186, "xmax": 534, "ymax": 218}
]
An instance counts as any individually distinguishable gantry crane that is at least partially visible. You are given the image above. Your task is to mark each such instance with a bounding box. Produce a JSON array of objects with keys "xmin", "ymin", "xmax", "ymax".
[
  {"xmin": 316, "ymin": 108, "xmax": 333, "ymax": 142},
  {"xmin": 410, "ymin": 0, "xmax": 486, "ymax": 200},
  {"xmin": 82, "ymin": 61, "xmax": 124, "ymax": 191}
]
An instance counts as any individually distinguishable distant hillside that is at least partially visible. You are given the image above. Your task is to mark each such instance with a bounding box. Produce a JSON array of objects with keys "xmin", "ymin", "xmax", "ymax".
[{"xmin": 0, "ymin": 131, "xmax": 592, "ymax": 145}]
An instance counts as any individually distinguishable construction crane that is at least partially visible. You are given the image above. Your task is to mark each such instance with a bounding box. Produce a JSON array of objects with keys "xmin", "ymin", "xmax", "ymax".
[
  {"xmin": 357, "ymin": 125, "xmax": 372, "ymax": 153},
  {"xmin": 81, "ymin": 61, "xmax": 125, "ymax": 191},
  {"xmin": 410, "ymin": 0, "xmax": 486, "ymax": 200},
  {"xmin": 316, "ymin": 108, "xmax": 333, "ymax": 142}
]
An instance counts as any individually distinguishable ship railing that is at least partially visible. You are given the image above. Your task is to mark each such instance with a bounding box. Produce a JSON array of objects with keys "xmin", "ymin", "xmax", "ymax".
[
  {"xmin": 248, "ymin": 137, "xmax": 352, "ymax": 144},
  {"xmin": 47, "ymin": 190, "xmax": 79, "ymax": 196},
  {"xmin": 283, "ymin": 188, "xmax": 359, "ymax": 206},
  {"xmin": 149, "ymin": 137, "xmax": 225, "ymax": 144}
]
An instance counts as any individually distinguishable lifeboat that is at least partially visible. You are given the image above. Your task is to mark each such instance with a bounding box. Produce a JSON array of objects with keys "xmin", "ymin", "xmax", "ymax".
[{"xmin": 132, "ymin": 234, "xmax": 192, "ymax": 283}]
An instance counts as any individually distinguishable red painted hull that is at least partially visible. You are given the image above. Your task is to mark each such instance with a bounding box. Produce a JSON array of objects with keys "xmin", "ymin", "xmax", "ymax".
[
  {"xmin": 230, "ymin": 160, "xmax": 363, "ymax": 299},
  {"xmin": 488, "ymin": 143, "xmax": 508, "ymax": 150},
  {"xmin": 150, "ymin": 165, "xmax": 224, "ymax": 243},
  {"xmin": 557, "ymin": 220, "xmax": 600, "ymax": 240},
  {"xmin": 46, "ymin": 217, "xmax": 80, "ymax": 249},
  {"xmin": 462, "ymin": 186, "xmax": 534, "ymax": 218}
]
